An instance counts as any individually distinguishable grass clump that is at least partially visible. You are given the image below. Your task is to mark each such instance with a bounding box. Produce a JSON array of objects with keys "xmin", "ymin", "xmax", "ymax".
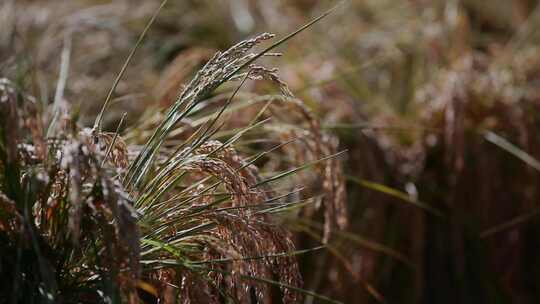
[{"xmin": 0, "ymin": 5, "xmax": 348, "ymax": 301}]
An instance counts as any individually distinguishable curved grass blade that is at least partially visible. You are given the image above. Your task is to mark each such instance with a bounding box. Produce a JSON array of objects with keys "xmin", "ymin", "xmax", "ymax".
[
  {"xmin": 347, "ymin": 176, "xmax": 443, "ymax": 217},
  {"xmin": 193, "ymin": 246, "xmax": 325, "ymax": 265},
  {"xmin": 252, "ymin": 150, "xmax": 347, "ymax": 188},
  {"xmin": 93, "ymin": 0, "xmax": 170, "ymax": 133},
  {"xmin": 296, "ymin": 219, "xmax": 412, "ymax": 267},
  {"xmin": 484, "ymin": 131, "xmax": 540, "ymax": 171},
  {"xmin": 481, "ymin": 208, "xmax": 540, "ymax": 238}
]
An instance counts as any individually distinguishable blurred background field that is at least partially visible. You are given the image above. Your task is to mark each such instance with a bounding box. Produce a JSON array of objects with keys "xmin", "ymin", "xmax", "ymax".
[{"xmin": 3, "ymin": 0, "xmax": 540, "ymax": 303}]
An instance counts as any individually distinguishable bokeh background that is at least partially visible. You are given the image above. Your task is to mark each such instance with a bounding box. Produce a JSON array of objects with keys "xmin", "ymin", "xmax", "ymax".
[{"xmin": 3, "ymin": 0, "xmax": 540, "ymax": 303}]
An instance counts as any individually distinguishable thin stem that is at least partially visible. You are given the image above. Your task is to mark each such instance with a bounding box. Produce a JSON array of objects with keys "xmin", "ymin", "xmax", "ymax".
[{"xmin": 92, "ymin": 0, "xmax": 169, "ymax": 134}]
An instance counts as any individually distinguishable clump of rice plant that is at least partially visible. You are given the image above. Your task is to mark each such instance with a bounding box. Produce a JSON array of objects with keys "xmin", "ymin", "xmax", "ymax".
[{"xmin": 0, "ymin": 5, "xmax": 347, "ymax": 303}]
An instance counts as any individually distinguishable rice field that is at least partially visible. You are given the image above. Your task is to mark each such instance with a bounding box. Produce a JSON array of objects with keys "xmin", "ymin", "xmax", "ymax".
[{"xmin": 2, "ymin": 1, "xmax": 540, "ymax": 303}]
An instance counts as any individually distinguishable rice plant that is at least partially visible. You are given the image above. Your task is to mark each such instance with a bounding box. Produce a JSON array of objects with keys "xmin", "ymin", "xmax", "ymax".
[{"xmin": 0, "ymin": 3, "xmax": 348, "ymax": 303}]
